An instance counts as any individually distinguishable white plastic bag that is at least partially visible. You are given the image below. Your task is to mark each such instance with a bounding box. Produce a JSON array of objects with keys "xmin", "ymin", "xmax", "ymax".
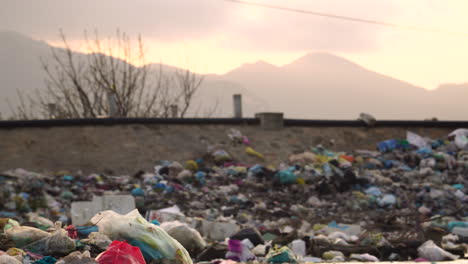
[
  {"xmin": 161, "ymin": 221, "xmax": 206, "ymax": 253},
  {"xmin": 407, "ymin": 131, "xmax": 430, "ymax": 149},
  {"xmin": 289, "ymin": 239, "xmax": 306, "ymax": 258},
  {"xmin": 91, "ymin": 209, "xmax": 192, "ymax": 264},
  {"xmin": 0, "ymin": 254, "xmax": 22, "ymax": 264},
  {"xmin": 418, "ymin": 240, "xmax": 459, "ymax": 261},
  {"xmin": 449, "ymin": 129, "xmax": 468, "ymax": 149},
  {"xmin": 27, "ymin": 213, "xmax": 54, "ymax": 229}
]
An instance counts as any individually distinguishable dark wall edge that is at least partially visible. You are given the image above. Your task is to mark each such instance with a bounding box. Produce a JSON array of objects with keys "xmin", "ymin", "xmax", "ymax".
[{"xmin": 1, "ymin": 118, "xmax": 468, "ymax": 128}]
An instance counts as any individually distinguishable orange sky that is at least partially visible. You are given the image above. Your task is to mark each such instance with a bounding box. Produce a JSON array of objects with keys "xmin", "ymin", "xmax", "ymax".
[
  {"xmin": 19, "ymin": 0, "xmax": 468, "ymax": 90},
  {"xmin": 143, "ymin": 1, "xmax": 468, "ymax": 90}
]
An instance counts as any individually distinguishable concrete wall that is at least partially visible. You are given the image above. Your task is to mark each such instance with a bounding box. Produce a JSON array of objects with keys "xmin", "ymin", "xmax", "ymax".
[{"xmin": 0, "ymin": 124, "xmax": 455, "ymax": 174}]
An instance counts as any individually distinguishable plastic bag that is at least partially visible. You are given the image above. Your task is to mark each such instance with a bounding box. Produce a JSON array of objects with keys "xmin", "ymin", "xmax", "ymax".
[
  {"xmin": 24, "ymin": 222, "xmax": 75, "ymax": 255},
  {"xmin": 56, "ymin": 251, "xmax": 98, "ymax": 264},
  {"xmin": 76, "ymin": 225, "xmax": 99, "ymax": 238},
  {"xmin": 5, "ymin": 248, "xmax": 25, "ymax": 257},
  {"xmin": 86, "ymin": 232, "xmax": 112, "ymax": 250},
  {"xmin": 227, "ymin": 129, "xmax": 243, "ymax": 142},
  {"xmin": 26, "ymin": 213, "xmax": 54, "ymax": 230},
  {"xmin": 129, "ymin": 239, "xmax": 163, "ymax": 263},
  {"xmin": 4, "ymin": 220, "xmax": 51, "ymax": 248},
  {"xmin": 185, "ymin": 160, "xmax": 198, "ymax": 171},
  {"xmin": 449, "ymin": 129, "xmax": 468, "ymax": 149},
  {"xmin": 328, "ymin": 231, "xmax": 357, "ymax": 242},
  {"xmin": 225, "ymin": 239, "xmax": 256, "ymax": 262},
  {"xmin": 96, "ymin": 241, "xmax": 146, "ymax": 264},
  {"xmin": 365, "ymin": 186, "xmax": 382, "ymax": 196},
  {"xmin": 288, "ymin": 152, "xmax": 316, "ymax": 165},
  {"xmin": 265, "ymin": 246, "xmax": 297, "ymax": 264},
  {"xmin": 377, "ymin": 139, "xmax": 398, "ymax": 152},
  {"xmin": 322, "ymin": 250, "xmax": 345, "ymax": 262},
  {"xmin": 212, "ymin": 150, "xmax": 231, "ymax": 163},
  {"xmin": 90, "ymin": 209, "xmax": 192, "ymax": 264},
  {"xmin": 417, "ymin": 240, "xmax": 459, "ymax": 261},
  {"xmin": 45, "ymin": 222, "xmax": 76, "ymax": 255},
  {"xmin": 407, "ymin": 131, "xmax": 430, "ymax": 149},
  {"xmin": 161, "ymin": 221, "xmax": 206, "ymax": 254},
  {"xmin": 377, "ymin": 194, "xmax": 396, "ymax": 207},
  {"xmin": 350, "ymin": 253, "xmax": 379, "ymax": 262},
  {"xmin": 245, "ymin": 147, "xmax": 264, "ymax": 160},
  {"xmin": 34, "ymin": 256, "xmax": 57, "ymax": 264},
  {"xmin": 276, "ymin": 170, "xmax": 297, "ymax": 184},
  {"xmin": 0, "ymin": 254, "xmax": 22, "ymax": 264},
  {"xmin": 289, "ymin": 239, "xmax": 306, "ymax": 258}
]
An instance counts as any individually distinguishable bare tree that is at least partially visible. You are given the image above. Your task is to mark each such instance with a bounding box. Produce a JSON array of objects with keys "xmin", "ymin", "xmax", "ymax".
[
  {"xmin": 11, "ymin": 30, "xmax": 206, "ymax": 119},
  {"xmin": 175, "ymin": 69, "xmax": 204, "ymax": 118}
]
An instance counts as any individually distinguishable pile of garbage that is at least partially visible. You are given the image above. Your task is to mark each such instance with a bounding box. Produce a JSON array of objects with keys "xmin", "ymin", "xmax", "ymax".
[{"xmin": 0, "ymin": 128, "xmax": 467, "ymax": 263}]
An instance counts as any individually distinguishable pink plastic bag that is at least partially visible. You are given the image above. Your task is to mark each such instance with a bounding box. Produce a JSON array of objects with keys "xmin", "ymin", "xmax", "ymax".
[{"xmin": 96, "ymin": 240, "xmax": 146, "ymax": 264}]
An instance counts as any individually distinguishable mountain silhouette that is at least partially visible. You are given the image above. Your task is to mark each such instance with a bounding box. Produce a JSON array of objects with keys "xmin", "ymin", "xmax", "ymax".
[{"xmin": 1, "ymin": 31, "xmax": 467, "ymax": 120}]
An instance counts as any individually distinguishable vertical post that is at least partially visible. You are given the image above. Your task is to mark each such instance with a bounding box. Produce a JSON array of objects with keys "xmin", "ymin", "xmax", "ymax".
[
  {"xmin": 233, "ymin": 94, "xmax": 242, "ymax": 118},
  {"xmin": 48, "ymin": 103, "xmax": 57, "ymax": 119},
  {"xmin": 107, "ymin": 92, "xmax": 118, "ymax": 117},
  {"xmin": 170, "ymin": 105, "xmax": 179, "ymax": 118}
]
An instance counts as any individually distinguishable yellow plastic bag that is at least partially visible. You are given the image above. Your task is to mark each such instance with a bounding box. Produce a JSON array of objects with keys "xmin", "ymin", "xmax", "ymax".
[
  {"xmin": 246, "ymin": 147, "xmax": 264, "ymax": 160},
  {"xmin": 185, "ymin": 160, "xmax": 198, "ymax": 171}
]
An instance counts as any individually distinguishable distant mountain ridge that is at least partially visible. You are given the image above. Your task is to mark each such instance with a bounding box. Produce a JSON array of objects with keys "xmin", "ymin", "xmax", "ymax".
[{"xmin": 1, "ymin": 31, "xmax": 467, "ymax": 120}]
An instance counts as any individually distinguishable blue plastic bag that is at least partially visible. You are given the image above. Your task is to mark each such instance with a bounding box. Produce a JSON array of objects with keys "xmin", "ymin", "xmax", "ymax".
[
  {"xmin": 131, "ymin": 188, "xmax": 145, "ymax": 197},
  {"xmin": 276, "ymin": 171, "xmax": 297, "ymax": 184},
  {"xmin": 129, "ymin": 239, "xmax": 164, "ymax": 262},
  {"xmin": 377, "ymin": 139, "xmax": 398, "ymax": 152}
]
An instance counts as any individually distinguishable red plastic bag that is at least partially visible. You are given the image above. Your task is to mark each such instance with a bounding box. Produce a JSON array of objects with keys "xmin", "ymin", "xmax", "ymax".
[{"xmin": 96, "ymin": 240, "xmax": 146, "ymax": 264}]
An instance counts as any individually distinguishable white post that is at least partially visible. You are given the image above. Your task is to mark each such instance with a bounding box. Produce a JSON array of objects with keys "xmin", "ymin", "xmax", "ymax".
[
  {"xmin": 107, "ymin": 92, "xmax": 118, "ymax": 117},
  {"xmin": 48, "ymin": 103, "xmax": 57, "ymax": 119},
  {"xmin": 233, "ymin": 94, "xmax": 242, "ymax": 118},
  {"xmin": 170, "ymin": 105, "xmax": 179, "ymax": 118}
]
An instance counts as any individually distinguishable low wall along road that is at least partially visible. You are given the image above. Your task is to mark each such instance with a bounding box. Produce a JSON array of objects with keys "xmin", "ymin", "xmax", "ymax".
[{"xmin": 0, "ymin": 118, "xmax": 465, "ymax": 173}]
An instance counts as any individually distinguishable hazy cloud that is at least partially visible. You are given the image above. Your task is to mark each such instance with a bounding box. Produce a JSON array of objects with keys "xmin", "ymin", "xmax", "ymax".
[
  {"xmin": 222, "ymin": 0, "xmax": 400, "ymax": 52},
  {"xmin": 1, "ymin": 0, "xmax": 399, "ymax": 52},
  {"xmin": 0, "ymin": 0, "xmax": 234, "ymax": 41}
]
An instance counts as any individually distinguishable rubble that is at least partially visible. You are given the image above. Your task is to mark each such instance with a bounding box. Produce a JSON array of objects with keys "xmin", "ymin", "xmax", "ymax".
[{"xmin": 0, "ymin": 128, "xmax": 467, "ymax": 263}]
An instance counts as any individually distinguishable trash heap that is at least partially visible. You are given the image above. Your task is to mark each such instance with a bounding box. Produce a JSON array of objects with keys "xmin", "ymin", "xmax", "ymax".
[{"xmin": 0, "ymin": 128, "xmax": 467, "ymax": 263}]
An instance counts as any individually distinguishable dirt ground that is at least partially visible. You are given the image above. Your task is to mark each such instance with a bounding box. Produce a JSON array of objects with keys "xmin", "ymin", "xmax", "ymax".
[{"xmin": 0, "ymin": 124, "xmax": 455, "ymax": 174}]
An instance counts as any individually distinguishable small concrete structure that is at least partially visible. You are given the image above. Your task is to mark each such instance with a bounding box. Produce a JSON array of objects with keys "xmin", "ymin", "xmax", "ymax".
[
  {"xmin": 256, "ymin": 112, "xmax": 284, "ymax": 130},
  {"xmin": 71, "ymin": 195, "xmax": 135, "ymax": 225},
  {"xmin": 233, "ymin": 94, "xmax": 243, "ymax": 118}
]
